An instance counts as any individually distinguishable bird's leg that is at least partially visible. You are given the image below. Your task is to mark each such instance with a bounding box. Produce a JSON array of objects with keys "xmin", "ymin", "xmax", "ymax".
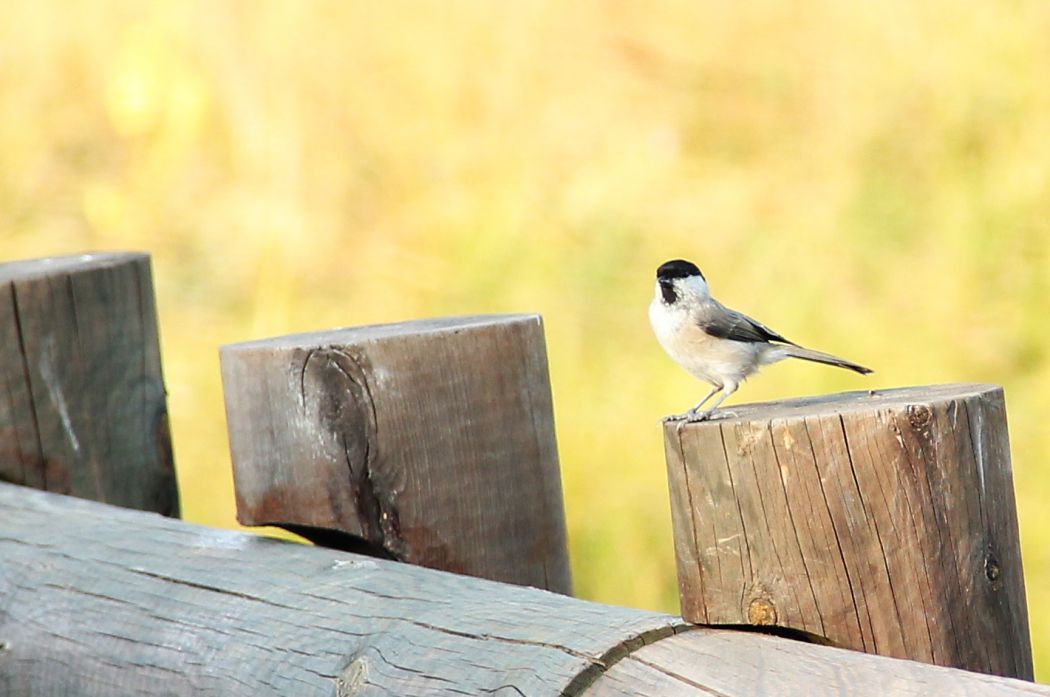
[
  {"xmin": 666, "ymin": 385, "xmax": 721, "ymax": 422},
  {"xmin": 688, "ymin": 382, "xmax": 738, "ymax": 422},
  {"xmin": 689, "ymin": 385, "xmax": 722, "ymax": 414}
]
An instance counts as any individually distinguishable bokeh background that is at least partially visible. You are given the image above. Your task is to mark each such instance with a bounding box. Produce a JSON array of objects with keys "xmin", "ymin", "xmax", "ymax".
[{"xmin": 3, "ymin": 0, "xmax": 1048, "ymax": 679}]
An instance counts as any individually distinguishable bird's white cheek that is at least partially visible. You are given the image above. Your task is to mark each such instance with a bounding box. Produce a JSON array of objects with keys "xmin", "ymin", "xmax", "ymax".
[
  {"xmin": 648, "ymin": 299, "xmax": 680, "ymax": 349},
  {"xmin": 681, "ymin": 275, "xmax": 709, "ymax": 299}
]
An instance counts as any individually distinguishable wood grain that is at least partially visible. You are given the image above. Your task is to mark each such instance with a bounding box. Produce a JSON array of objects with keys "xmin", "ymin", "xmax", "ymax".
[
  {"xmin": 662, "ymin": 384, "xmax": 1032, "ymax": 679},
  {"xmin": 220, "ymin": 314, "xmax": 571, "ymax": 593},
  {"xmin": 0, "ymin": 252, "xmax": 178, "ymax": 516},
  {"xmin": 0, "ymin": 483, "xmax": 678, "ymax": 697},
  {"xmin": 587, "ymin": 629, "xmax": 1050, "ymax": 697},
  {"xmin": 3, "ymin": 484, "xmax": 1045, "ymax": 696}
]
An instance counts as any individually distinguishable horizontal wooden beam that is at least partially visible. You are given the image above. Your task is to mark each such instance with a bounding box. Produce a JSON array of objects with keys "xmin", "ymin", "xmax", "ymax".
[
  {"xmin": 589, "ymin": 629, "xmax": 1045, "ymax": 697},
  {"xmin": 1, "ymin": 483, "xmax": 1045, "ymax": 696}
]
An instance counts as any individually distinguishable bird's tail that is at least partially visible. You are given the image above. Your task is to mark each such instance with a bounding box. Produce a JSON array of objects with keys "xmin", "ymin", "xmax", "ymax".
[{"xmin": 779, "ymin": 345, "xmax": 873, "ymax": 375}]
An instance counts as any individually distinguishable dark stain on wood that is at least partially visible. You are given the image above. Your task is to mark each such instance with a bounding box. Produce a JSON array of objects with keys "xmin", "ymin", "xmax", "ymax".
[{"xmin": 300, "ymin": 346, "xmax": 405, "ymax": 559}]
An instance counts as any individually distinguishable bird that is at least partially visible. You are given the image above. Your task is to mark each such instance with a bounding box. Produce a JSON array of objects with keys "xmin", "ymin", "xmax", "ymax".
[{"xmin": 648, "ymin": 259, "xmax": 872, "ymax": 422}]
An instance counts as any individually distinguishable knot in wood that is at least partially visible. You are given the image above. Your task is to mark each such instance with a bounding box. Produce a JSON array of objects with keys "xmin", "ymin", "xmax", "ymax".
[
  {"xmin": 985, "ymin": 553, "xmax": 1001, "ymax": 583},
  {"xmin": 907, "ymin": 404, "xmax": 932, "ymax": 429},
  {"xmin": 337, "ymin": 655, "xmax": 368, "ymax": 696},
  {"xmin": 747, "ymin": 597, "xmax": 778, "ymax": 625}
]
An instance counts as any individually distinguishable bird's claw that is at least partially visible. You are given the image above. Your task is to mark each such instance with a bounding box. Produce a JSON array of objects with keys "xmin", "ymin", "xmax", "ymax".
[
  {"xmin": 666, "ymin": 409, "xmax": 712, "ymax": 424},
  {"xmin": 665, "ymin": 408, "xmax": 738, "ymax": 425}
]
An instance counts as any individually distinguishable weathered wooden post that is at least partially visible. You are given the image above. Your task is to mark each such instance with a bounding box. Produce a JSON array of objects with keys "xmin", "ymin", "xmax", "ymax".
[
  {"xmin": 662, "ymin": 384, "xmax": 1032, "ymax": 679},
  {"xmin": 220, "ymin": 314, "xmax": 571, "ymax": 593},
  {"xmin": 0, "ymin": 252, "xmax": 178, "ymax": 516}
]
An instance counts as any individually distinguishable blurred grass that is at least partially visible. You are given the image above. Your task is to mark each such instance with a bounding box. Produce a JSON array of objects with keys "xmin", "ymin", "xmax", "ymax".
[{"xmin": 2, "ymin": 0, "xmax": 1049, "ymax": 679}]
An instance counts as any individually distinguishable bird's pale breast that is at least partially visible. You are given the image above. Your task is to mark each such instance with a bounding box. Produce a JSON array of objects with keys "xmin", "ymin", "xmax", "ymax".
[{"xmin": 649, "ymin": 298, "xmax": 762, "ymax": 387}]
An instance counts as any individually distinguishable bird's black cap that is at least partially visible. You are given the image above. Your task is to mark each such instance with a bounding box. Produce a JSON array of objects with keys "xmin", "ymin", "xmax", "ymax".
[{"xmin": 656, "ymin": 259, "xmax": 704, "ymax": 282}]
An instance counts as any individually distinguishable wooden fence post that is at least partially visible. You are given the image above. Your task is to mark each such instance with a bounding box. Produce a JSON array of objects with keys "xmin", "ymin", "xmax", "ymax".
[
  {"xmin": 220, "ymin": 314, "xmax": 571, "ymax": 593},
  {"xmin": 662, "ymin": 384, "xmax": 1032, "ymax": 679},
  {"xmin": 0, "ymin": 252, "xmax": 178, "ymax": 516}
]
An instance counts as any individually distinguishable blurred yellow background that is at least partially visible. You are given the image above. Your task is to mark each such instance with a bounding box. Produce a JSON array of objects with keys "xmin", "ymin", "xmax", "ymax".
[{"xmin": 2, "ymin": 0, "xmax": 1048, "ymax": 679}]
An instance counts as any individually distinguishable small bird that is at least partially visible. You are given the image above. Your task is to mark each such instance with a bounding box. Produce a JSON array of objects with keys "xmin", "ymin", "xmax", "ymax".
[{"xmin": 649, "ymin": 259, "xmax": 872, "ymax": 422}]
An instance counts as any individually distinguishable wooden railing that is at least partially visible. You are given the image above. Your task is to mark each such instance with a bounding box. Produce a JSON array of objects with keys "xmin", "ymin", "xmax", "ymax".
[{"xmin": 0, "ymin": 252, "xmax": 1041, "ymax": 695}]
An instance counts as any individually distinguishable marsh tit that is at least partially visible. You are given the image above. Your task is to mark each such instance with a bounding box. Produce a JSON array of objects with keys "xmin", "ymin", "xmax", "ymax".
[{"xmin": 649, "ymin": 259, "xmax": 872, "ymax": 422}]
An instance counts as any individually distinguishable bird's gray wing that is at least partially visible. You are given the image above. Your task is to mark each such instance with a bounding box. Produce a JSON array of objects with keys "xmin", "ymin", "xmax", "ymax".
[{"xmin": 699, "ymin": 303, "xmax": 798, "ymax": 345}]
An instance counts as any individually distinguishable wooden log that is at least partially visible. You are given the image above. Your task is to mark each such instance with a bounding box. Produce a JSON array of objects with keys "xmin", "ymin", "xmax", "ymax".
[
  {"xmin": 220, "ymin": 314, "xmax": 571, "ymax": 593},
  {"xmin": 662, "ymin": 384, "xmax": 1032, "ymax": 679},
  {"xmin": 2, "ymin": 483, "xmax": 1047, "ymax": 697},
  {"xmin": 588, "ymin": 629, "xmax": 1048, "ymax": 697},
  {"xmin": 0, "ymin": 252, "xmax": 178, "ymax": 516}
]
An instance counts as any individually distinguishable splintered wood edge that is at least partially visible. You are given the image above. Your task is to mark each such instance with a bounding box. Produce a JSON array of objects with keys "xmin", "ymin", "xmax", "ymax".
[
  {"xmin": 663, "ymin": 383, "xmax": 1002, "ymax": 425},
  {"xmin": 219, "ymin": 313, "xmax": 545, "ymax": 352},
  {"xmin": 0, "ymin": 252, "xmax": 149, "ymax": 283}
]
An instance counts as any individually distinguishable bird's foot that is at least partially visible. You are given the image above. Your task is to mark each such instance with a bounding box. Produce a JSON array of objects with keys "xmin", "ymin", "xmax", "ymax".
[
  {"xmin": 666, "ymin": 406, "xmax": 707, "ymax": 422},
  {"xmin": 665, "ymin": 408, "xmax": 711, "ymax": 424},
  {"xmin": 666, "ymin": 408, "xmax": 738, "ymax": 425}
]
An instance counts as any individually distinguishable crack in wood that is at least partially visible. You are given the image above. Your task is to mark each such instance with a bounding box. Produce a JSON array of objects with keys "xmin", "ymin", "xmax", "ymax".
[
  {"xmin": 871, "ymin": 410, "xmax": 939, "ymax": 664},
  {"xmin": 8, "ymin": 282, "xmax": 45, "ymax": 487},
  {"xmin": 65, "ymin": 272, "xmax": 80, "ymax": 344},
  {"xmin": 766, "ymin": 419, "xmax": 824, "ymax": 637},
  {"xmin": 298, "ymin": 346, "xmax": 402, "ymax": 560},
  {"xmin": 328, "ymin": 347, "xmax": 401, "ymax": 559},
  {"xmin": 717, "ymin": 424, "xmax": 752, "ymax": 613},
  {"xmin": 674, "ymin": 426, "xmax": 709, "ymax": 622},
  {"xmin": 299, "ymin": 347, "xmax": 319, "ymax": 410},
  {"xmin": 561, "ymin": 624, "xmax": 696, "ymax": 696},
  {"xmin": 628, "ymin": 653, "xmax": 733, "ymax": 696},
  {"xmin": 739, "ymin": 424, "xmax": 796, "ymax": 624},
  {"xmin": 838, "ymin": 413, "xmax": 906, "ymax": 656},
  {"xmin": 125, "ymin": 567, "xmax": 302, "ymax": 612},
  {"xmin": 904, "ymin": 403, "xmax": 967, "ymax": 664},
  {"xmin": 802, "ymin": 417, "xmax": 868, "ymax": 648}
]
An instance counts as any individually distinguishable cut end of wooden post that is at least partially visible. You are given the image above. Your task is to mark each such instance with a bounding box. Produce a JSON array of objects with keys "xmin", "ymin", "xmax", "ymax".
[
  {"xmin": 0, "ymin": 252, "xmax": 151, "ymax": 283},
  {"xmin": 662, "ymin": 383, "xmax": 1032, "ymax": 679},
  {"xmin": 662, "ymin": 383, "xmax": 1002, "ymax": 425},
  {"xmin": 220, "ymin": 314, "xmax": 572, "ymax": 594}
]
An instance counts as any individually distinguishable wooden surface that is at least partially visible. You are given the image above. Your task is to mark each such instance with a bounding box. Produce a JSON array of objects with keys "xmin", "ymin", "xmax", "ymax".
[
  {"xmin": 220, "ymin": 314, "xmax": 571, "ymax": 593},
  {"xmin": 663, "ymin": 384, "xmax": 1032, "ymax": 678},
  {"xmin": 588, "ymin": 629, "xmax": 1050, "ymax": 697},
  {"xmin": 0, "ymin": 252, "xmax": 178, "ymax": 516},
  {"xmin": 3, "ymin": 483, "xmax": 1047, "ymax": 697},
  {"xmin": 0, "ymin": 483, "xmax": 678, "ymax": 697}
]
